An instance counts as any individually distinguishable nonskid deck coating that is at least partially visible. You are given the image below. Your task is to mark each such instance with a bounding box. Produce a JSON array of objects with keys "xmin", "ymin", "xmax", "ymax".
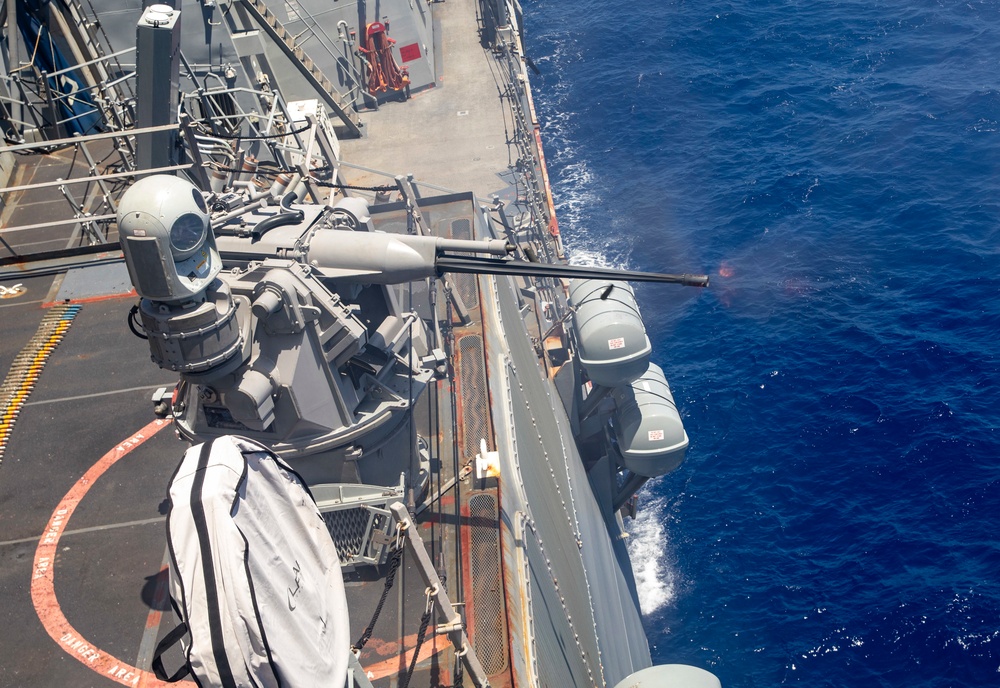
[
  {"xmin": 0, "ymin": 0, "xmax": 554, "ymax": 684},
  {"xmin": 0, "ymin": 291, "xmax": 469, "ymax": 687},
  {"xmin": 0, "ymin": 296, "xmax": 185, "ymax": 687}
]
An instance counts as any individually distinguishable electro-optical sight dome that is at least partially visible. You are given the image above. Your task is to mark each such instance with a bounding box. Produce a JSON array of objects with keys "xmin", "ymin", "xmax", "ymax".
[{"xmin": 117, "ymin": 175, "xmax": 221, "ymax": 302}]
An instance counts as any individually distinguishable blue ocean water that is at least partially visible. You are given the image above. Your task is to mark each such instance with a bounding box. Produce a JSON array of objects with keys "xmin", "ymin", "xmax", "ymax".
[{"xmin": 524, "ymin": 1, "xmax": 1000, "ymax": 686}]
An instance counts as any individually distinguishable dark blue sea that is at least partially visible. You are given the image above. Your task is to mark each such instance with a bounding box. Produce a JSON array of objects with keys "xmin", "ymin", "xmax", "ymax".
[{"xmin": 524, "ymin": 1, "xmax": 1000, "ymax": 686}]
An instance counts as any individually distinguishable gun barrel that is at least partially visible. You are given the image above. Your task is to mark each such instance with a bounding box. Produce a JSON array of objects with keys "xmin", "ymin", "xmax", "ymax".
[
  {"xmin": 435, "ymin": 255, "xmax": 710, "ymax": 287},
  {"xmin": 435, "ymin": 238, "xmax": 511, "ymax": 256}
]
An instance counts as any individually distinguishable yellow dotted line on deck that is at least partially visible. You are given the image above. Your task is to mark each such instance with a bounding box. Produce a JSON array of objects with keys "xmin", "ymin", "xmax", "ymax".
[{"xmin": 0, "ymin": 304, "xmax": 82, "ymax": 463}]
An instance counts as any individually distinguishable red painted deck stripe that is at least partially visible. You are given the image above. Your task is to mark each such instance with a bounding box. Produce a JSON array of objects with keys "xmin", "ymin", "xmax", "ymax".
[
  {"xmin": 42, "ymin": 289, "xmax": 137, "ymax": 309},
  {"xmin": 29, "ymin": 419, "xmax": 192, "ymax": 687}
]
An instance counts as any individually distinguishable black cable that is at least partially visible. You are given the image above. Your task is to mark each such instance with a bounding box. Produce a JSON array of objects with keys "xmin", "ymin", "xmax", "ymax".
[
  {"xmin": 311, "ymin": 180, "xmax": 397, "ymax": 192},
  {"xmin": 206, "ymin": 165, "xmax": 396, "ymax": 192},
  {"xmin": 127, "ymin": 304, "xmax": 148, "ymax": 340},
  {"xmin": 211, "ymin": 120, "xmax": 313, "ymax": 141}
]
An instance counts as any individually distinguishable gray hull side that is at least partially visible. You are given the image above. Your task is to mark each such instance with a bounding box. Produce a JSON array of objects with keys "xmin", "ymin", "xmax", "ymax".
[{"xmin": 483, "ymin": 266, "xmax": 652, "ymax": 687}]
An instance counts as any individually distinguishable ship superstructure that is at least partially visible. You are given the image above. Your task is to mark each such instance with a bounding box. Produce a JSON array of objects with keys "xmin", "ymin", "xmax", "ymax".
[{"xmin": 0, "ymin": 1, "xmax": 720, "ymax": 686}]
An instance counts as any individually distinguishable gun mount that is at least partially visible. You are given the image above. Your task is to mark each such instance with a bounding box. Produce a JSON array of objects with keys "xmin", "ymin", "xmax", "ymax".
[
  {"xmin": 118, "ymin": 174, "xmax": 709, "ymax": 500},
  {"xmin": 118, "ymin": 175, "xmax": 514, "ymax": 484}
]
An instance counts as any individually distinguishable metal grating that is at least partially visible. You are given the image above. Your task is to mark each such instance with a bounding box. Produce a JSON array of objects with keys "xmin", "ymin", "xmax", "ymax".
[
  {"xmin": 322, "ymin": 507, "xmax": 372, "ymax": 564},
  {"xmin": 469, "ymin": 492, "xmax": 508, "ymax": 675},
  {"xmin": 450, "ymin": 218, "xmax": 479, "ymax": 309},
  {"xmin": 458, "ymin": 335, "xmax": 490, "ymax": 459}
]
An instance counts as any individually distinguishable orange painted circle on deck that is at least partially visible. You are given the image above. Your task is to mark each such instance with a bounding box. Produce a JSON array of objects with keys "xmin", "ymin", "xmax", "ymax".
[
  {"xmin": 29, "ymin": 419, "xmax": 191, "ymax": 687},
  {"xmin": 31, "ymin": 419, "xmax": 447, "ymax": 685}
]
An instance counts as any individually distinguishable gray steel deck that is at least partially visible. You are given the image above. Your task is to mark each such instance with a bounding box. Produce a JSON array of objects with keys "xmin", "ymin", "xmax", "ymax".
[{"xmin": 0, "ymin": 0, "xmax": 633, "ymax": 685}]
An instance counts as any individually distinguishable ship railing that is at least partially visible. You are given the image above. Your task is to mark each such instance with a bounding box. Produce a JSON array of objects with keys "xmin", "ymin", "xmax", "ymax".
[
  {"xmin": 63, "ymin": 0, "xmax": 139, "ymax": 104},
  {"xmin": 1, "ymin": 46, "xmax": 137, "ymax": 145},
  {"xmin": 0, "ymin": 75, "xmax": 40, "ymax": 141},
  {"xmin": 335, "ymin": 20, "xmax": 379, "ymax": 112},
  {"xmin": 388, "ymin": 502, "xmax": 491, "ymax": 687},
  {"xmin": 1, "ymin": 0, "xmax": 138, "ymax": 145},
  {"xmin": 481, "ymin": 6, "xmax": 575, "ymax": 340},
  {"xmin": 335, "ymin": 158, "xmax": 457, "ymax": 199},
  {"xmin": 0, "ymin": 123, "xmax": 187, "ymax": 258},
  {"xmin": 177, "ymin": 82, "xmax": 343, "ymax": 194},
  {"xmin": 0, "ymin": 80, "xmax": 350, "ymax": 262},
  {"xmin": 479, "ymin": 1, "xmax": 564, "ymax": 270}
]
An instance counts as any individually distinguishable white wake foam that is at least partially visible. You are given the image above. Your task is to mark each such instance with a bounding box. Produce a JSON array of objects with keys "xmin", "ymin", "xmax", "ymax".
[
  {"xmin": 626, "ymin": 494, "xmax": 677, "ymax": 615},
  {"xmin": 567, "ymin": 247, "xmax": 613, "ymax": 267}
]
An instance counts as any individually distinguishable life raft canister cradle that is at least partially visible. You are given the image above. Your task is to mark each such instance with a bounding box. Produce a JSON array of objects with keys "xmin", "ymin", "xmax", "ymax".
[{"xmin": 360, "ymin": 22, "xmax": 410, "ymax": 96}]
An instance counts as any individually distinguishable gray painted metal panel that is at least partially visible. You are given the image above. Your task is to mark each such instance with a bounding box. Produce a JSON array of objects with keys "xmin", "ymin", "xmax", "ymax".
[
  {"xmin": 484, "ymin": 263, "xmax": 655, "ymax": 686},
  {"xmin": 89, "ymin": 2, "xmax": 242, "ymax": 71}
]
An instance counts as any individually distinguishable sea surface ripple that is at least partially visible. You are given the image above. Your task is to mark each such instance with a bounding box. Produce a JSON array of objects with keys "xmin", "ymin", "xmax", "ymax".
[{"xmin": 525, "ymin": 1, "xmax": 1000, "ymax": 686}]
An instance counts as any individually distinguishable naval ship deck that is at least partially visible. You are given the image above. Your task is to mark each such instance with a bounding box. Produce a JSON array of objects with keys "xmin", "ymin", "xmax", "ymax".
[
  {"xmin": 0, "ymin": 1, "xmax": 544, "ymax": 685},
  {"xmin": 0, "ymin": 247, "xmax": 496, "ymax": 688}
]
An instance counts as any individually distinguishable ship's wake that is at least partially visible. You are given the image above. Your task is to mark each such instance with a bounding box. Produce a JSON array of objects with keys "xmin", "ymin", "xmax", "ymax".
[{"xmin": 626, "ymin": 493, "xmax": 677, "ymax": 615}]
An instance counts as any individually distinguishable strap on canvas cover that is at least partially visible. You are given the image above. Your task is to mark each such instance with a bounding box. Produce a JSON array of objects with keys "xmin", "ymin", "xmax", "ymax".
[{"xmin": 151, "ymin": 621, "xmax": 192, "ymax": 682}]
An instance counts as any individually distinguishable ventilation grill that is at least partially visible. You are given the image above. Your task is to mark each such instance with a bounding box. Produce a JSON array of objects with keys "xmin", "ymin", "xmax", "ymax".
[
  {"xmin": 458, "ymin": 334, "xmax": 490, "ymax": 459},
  {"xmin": 469, "ymin": 492, "xmax": 508, "ymax": 675},
  {"xmin": 322, "ymin": 507, "xmax": 376, "ymax": 564}
]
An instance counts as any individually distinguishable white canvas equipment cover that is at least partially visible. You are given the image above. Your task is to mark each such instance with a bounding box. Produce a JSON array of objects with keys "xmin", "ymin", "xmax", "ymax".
[{"xmin": 154, "ymin": 435, "xmax": 349, "ymax": 687}]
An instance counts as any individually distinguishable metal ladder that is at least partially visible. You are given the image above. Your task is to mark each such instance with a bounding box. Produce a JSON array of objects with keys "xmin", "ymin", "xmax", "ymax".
[{"xmin": 240, "ymin": 0, "xmax": 362, "ymax": 138}]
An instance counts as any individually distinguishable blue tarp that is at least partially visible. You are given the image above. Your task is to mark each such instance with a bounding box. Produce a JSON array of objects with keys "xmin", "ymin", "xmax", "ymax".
[{"xmin": 16, "ymin": 0, "xmax": 101, "ymax": 134}]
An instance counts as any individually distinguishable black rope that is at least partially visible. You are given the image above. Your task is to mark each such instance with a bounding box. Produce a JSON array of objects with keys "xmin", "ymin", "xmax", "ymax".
[
  {"xmin": 207, "ymin": 165, "xmax": 283, "ymax": 179},
  {"xmin": 351, "ymin": 546, "xmax": 404, "ymax": 652},
  {"xmin": 399, "ymin": 605, "xmax": 433, "ymax": 688},
  {"xmin": 454, "ymin": 652, "xmax": 464, "ymax": 687}
]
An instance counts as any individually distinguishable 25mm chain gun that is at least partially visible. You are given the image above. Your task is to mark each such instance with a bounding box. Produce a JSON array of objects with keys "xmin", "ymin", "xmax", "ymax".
[
  {"xmin": 118, "ymin": 174, "xmax": 523, "ymax": 486},
  {"xmin": 116, "ymin": 174, "xmax": 708, "ymax": 488}
]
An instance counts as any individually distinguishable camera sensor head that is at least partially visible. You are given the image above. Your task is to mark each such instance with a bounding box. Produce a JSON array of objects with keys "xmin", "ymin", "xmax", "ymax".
[{"xmin": 118, "ymin": 175, "xmax": 221, "ymax": 302}]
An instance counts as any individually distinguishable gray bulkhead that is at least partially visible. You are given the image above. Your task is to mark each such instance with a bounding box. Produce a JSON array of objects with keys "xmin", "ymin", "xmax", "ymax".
[{"xmin": 478, "ymin": 218, "xmax": 652, "ymax": 685}]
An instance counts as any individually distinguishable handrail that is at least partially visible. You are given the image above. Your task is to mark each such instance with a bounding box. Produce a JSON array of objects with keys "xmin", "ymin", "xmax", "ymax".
[
  {"xmin": 0, "ymin": 213, "xmax": 117, "ymax": 234},
  {"xmin": 33, "ymin": 46, "xmax": 135, "ymax": 78},
  {"xmin": 0, "ymin": 123, "xmax": 179, "ymax": 154},
  {"xmin": 0, "ymin": 163, "xmax": 193, "ymax": 195}
]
